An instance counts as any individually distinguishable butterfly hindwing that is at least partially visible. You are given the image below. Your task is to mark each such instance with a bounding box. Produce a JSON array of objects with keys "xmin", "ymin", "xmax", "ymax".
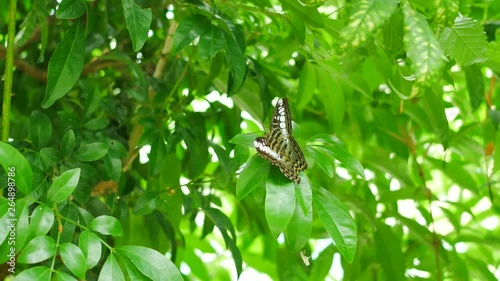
[{"xmin": 254, "ymin": 98, "xmax": 307, "ymax": 183}]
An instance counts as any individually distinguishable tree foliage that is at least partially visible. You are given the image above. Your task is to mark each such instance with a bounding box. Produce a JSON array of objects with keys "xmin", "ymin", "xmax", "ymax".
[{"xmin": 1, "ymin": 0, "xmax": 499, "ymax": 280}]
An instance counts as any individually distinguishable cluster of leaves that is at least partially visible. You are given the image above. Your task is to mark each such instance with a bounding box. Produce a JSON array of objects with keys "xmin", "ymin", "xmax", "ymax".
[{"xmin": 1, "ymin": 0, "xmax": 500, "ymax": 280}]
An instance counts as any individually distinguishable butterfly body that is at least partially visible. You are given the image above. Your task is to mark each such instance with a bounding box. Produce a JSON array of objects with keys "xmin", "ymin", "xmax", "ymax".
[{"xmin": 254, "ymin": 98, "xmax": 307, "ymax": 183}]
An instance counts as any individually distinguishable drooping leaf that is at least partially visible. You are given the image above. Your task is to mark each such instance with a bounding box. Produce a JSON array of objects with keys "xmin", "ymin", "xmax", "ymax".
[
  {"xmin": 265, "ymin": 168, "xmax": 296, "ymax": 238},
  {"xmin": 313, "ymin": 186, "xmax": 357, "ymax": 263},
  {"xmin": 403, "ymin": 3, "xmax": 446, "ymax": 87},
  {"xmin": 121, "ymin": 0, "xmax": 152, "ymax": 52},
  {"xmin": 172, "ymin": 14, "xmax": 211, "ymax": 54},
  {"xmin": 42, "ymin": 20, "xmax": 84, "ymax": 108}
]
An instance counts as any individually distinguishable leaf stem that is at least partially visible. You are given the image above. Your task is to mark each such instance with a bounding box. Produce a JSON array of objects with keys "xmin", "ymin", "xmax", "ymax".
[{"xmin": 1, "ymin": 0, "xmax": 17, "ymax": 142}]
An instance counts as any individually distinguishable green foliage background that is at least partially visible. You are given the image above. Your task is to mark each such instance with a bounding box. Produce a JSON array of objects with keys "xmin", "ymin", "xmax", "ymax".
[{"xmin": 1, "ymin": 0, "xmax": 500, "ymax": 280}]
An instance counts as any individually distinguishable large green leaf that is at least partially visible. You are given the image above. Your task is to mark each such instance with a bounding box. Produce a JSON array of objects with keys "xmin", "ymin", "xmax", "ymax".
[
  {"xmin": 121, "ymin": 0, "xmax": 152, "ymax": 52},
  {"xmin": 89, "ymin": 215, "xmax": 124, "ymax": 237},
  {"xmin": 42, "ymin": 20, "xmax": 84, "ymax": 108},
  {"xmin": 73, "ymin": 142, "xmax": 109, "ymax": 162},
  {"xmin": 60, "ymin": 243, "xmax": 87, "ymax": 279},
  {"xmin": 236, "ymin": 155, "xmax": 270, "ymax": 200},
  {"xmin": 17, "ymin": 236, "xmax": 56, "ymax": 264},
  {"xmin": 463, "ymin": 64, "xmax": 485, "ymax": 112},
  {"xmin": 420, "ymin": 91, "xmax": 450, "ymax": 148},
  {"xmin": 0, "ymin": 141, "xmax": 33, "ymax": 195},
  {"xmin": 172, "ymin": 14, "xmax": 211, "ymax": 54},
  {"xmin": 265, "ymin": 168, "xmax": 296, "ymax": 238},
  {"xmin": 46, "ymin": 168, "xmax": 81, "ymax": 204},
  {"xmin": 98, "ymin": 254, "xmax": 125, "ymax": 281},
  {"xmin": 203, "ymin": 207, "xmax": 242, "ymax": 278},
  {"xmin": 29, "ymin": 205, "xmax": 54, "ymax": 238},
  {"xmin": 439, "ymin": 17, "xmax": 487, "ymax": 66},
  {"xmin": 199, "ymin": 25, "xmax": 226, "ymax": 60},
  {"xmin": 56, "ymin": 0, "xmax": 86, "ymax": 19},
  {"xmin": 116, "ymin": 246, "xmax": 183, "ymax": 281},
  {"xmin": 79, "ymin": 230, "xmax": 102, "ymax": 269},
  {"xmin": 313, "ymin": 186, "xmax": 357, "ymax": 263},
  {"xmin": 29, "ymin": 111, "xmax": 52, "ymax": 148},
  {"xmin": 286, "ymin": 176, "xmax": 312, "ymax": 252},
  {"xmin": 403, "ymin": 3, "xmax": 446, "ymax": 87}
]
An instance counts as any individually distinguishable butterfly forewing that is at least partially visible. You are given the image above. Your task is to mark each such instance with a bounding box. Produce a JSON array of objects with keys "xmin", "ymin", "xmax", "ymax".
[{"xmin": 254, "ymin": 98, "xmax": 307, "ymax": 183}]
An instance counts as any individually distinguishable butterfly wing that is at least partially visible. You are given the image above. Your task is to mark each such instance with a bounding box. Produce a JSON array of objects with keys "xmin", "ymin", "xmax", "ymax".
[{"xmin": 254, "ymin": 98, "xmax": 307, "ymax": 183}]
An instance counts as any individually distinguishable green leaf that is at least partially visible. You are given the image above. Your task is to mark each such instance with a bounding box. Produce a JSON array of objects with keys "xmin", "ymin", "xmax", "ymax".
[
  {"xmin": 103, "ymin": 154, "xmax": 122, "ymax": 182},
  {"xmin": 309, "ymin": 244, "xmax": 335, "ymax": 279},
  {"xmin": 316, "ymin": 65, "xmax": 344, "ymax": 132},
  {"xmin": 229, "ymin": 133, "xmax": 260, "ymax": 147},
  {"xmin": 73, "ymin": 142, "xmax": 109, "ymax": 162},
  {"xmin": 37, "ymin": 147, "xmax": 60, "ymax": 172},
  {"xmin": 374, "ymin": 222, "xmax": 405, "ymax": 280},
  {"xmin": 421, "ymin": 91, "xmax": 450, "ymax": 148},
  {"xmin": 121, "ymin": 0, "xmax": 152, "ymax": 52},
  {"xmin": 236, "ymin": 156, "xmax": 270, "ymax": 200},
  {"xmin": 133, "ymin": 191, "xmax": 159, "ymax": 215},
  {"xmin": 306, "ymin": 134, "xmax": 364, "ymax": 178},
  {"xmin": 116, "ymin": 246, "xmax": 183, "ymax": 281},
  {"xmin": 224, "ymin": 30, "xmax": 246, "ymax": 95},
  {"xmin": 79, "ymin": 230, "xmax": 102, "ymax": 269},
  {"xmin": 84, "ymin": 118, "xmax": 109, "ymax": 130},
  {"xmin": 54, "ymin": 270, "xmax": 78, "ymax": 281},
  {"xmin": 98, "ymin": 254, "xmax": 125, "ymax": 281},
  {"xmin": 149, "ymin": 133, "xmax": 167, "ymax": 176},
  {"xmin": 60, "ymin": 130, "xmax": 76, "ymax": 158},
  {"xmin": 340, "ymin": 0, "xmax": 398, "ymax": 48},
  {"xmin": 434, "ymin": 0, "xmax": 459, "ymax": 27},
  {"xmin": 286, "ymin": 177, "xmax": 312, "ymax": 252},
  {"xmin": 199, "ymin": 25, "xmax": 226, "ymax": 60},
  {"xmin": 60, "ymin": 243, "xmax": 87, "ymax": 279},
  {"xmin": 29, "ymin": 205, "xmax": 54, "ymax": 238},
  {"xmin": 46, "ymin": 168, "xmax": 81, "ymax": 204},
  {"xmin": 427, "ymin": 157, "xmax": 478, "ymax": 192},
  {"xmin": 297, "ymin": 60, "xmax": 317, "ymax": 109},
  {"xmin": 90, "ymin": 215, "xmax": 124, "ymax": 237},
  {"xmin": 463, "ymin": 64, "xmax": 484, "ymax": 112},
  {"xmin": 204, "ymin": 207, "xmax": 242, "ymax": 278},
  {"xmin": 313, "ymin": 186, "xmax": 357, "ymax": 263},
  {"xmin": 0, "ymin": 141, "xmax": 33, "ymax": 194},
  {"xmin": 18, "ymin": 235, "xmax": 56, "ymax": 264},
  {"xmin": 14, "ymin": 266, "xmax": 51, "ymax": 281},
  {"xmin": 307, "ymin": 146, "xmax": 334, "ymax": 178},
  {"xmin": 29, "ymin": 111, "xmax": 52, "ymax": 148},
  {"xmin": 403, "ymin": 3, "xmax": 446, "ymax": 86},
  {"xmin": 56, "ymin": 0, "xmax": 86, "ymax": 19},
  {"xmin": 172, "ymin": 14, "xmax": 211, "ymax": 54},
  {"xmin": 279, "ymin": 0, "xmax": 324, "ymax": 28},
  {"xmin": 42, "ymin": 20, "xmax": 84, "ymax": 108},
  {"xmin": 439, "ymin": 17, "xmax": 487, "ymax": 66},
  {"xmin": 265, "ymin": 168, "xmax": 296, "ymax": 238},
  {"xmin": 83, "ymin": 85, "xmax": 101, "ymax": 118}
]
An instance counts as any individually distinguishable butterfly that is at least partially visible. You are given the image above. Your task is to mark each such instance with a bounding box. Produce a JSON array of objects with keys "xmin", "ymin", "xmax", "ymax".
[{"xmin": 254, "ymin": 98, "xmax": 307, "ymax": 183}]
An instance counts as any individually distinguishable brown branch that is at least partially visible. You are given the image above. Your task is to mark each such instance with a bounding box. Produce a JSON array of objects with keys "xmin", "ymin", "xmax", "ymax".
[{"xmin": 411, "ymin": 146, "xmax": 442, "ymax": 281}]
